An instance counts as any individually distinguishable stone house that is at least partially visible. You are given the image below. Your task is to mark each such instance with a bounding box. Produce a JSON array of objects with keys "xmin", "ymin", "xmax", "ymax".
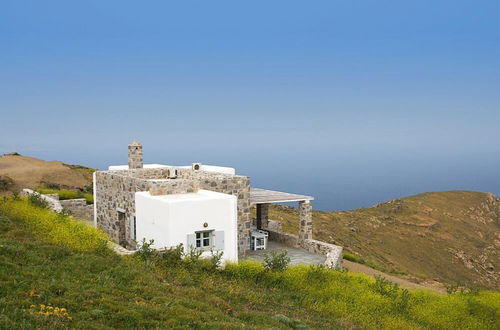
[{"xmin": 93, "ymin": 141, "xmax": 342, "ymax": 266}]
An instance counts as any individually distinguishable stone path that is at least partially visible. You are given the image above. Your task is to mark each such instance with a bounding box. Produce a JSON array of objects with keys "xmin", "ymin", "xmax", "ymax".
[{"xmin": 244, "ymin": 240, "xmax": 326, "ymax": 266}]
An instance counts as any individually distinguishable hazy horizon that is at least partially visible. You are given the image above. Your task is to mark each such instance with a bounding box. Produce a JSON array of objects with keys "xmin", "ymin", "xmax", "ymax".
[{"xmin": 1, "ymin": 1, "xmax": 499, "ymax": 210}]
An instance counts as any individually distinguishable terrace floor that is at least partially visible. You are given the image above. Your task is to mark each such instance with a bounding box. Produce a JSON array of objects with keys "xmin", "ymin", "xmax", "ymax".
[{"xmin": 244, "ymin": 240, "xmax": 326, "ymax": 266}]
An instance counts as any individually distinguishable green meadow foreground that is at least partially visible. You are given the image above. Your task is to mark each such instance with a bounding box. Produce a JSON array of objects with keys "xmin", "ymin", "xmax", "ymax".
[{"xmin": 0, "ymin": 198, "xmax": 498, "ymax": 329}]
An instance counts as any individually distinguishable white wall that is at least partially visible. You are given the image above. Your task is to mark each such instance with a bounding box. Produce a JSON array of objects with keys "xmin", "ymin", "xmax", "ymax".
[
  {"xmin": 178, "ymin": 164, "xmax": 236, "ymax": 175},
  {"xmin": 135, "ymin": 189, "xmax": 238, "ymax": 263}
]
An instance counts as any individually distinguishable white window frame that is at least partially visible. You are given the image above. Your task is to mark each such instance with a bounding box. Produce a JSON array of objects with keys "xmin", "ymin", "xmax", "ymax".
[{"xmin": 195, "ymin": 230, "xmax": 214, "ymax": 249}]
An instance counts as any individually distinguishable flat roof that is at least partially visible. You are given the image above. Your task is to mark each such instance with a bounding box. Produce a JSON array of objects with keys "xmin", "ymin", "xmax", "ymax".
[
  {"xmin": 137, "ymin": 189, "xmax": 235, "ymax": 203},
  {"xmin": 250, "ymin": 188, "xmax": 313, "ymax": 205}
]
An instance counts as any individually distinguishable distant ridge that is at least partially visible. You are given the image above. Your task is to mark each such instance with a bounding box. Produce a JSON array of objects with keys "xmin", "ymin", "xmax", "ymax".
[{"xmin": 0, "ymin": 154, "xmax": 94, "ymax": 193}]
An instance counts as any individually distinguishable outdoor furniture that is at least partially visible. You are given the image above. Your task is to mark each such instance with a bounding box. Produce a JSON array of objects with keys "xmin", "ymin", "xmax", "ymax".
[{"xmin": 251, "ymin": 228, "xmax": 268, "ymax": 250}]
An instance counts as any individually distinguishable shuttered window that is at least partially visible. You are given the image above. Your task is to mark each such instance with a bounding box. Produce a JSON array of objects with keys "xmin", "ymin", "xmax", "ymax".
[{"xmin": 187, "ymin": 230, "xmax": 225, "ymax": 251}]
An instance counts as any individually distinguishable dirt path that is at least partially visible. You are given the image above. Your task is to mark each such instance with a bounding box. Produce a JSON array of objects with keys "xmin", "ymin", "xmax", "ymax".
[{"xmin": 343, "ymin": 259, "xmax": 445, "ymax": 294}]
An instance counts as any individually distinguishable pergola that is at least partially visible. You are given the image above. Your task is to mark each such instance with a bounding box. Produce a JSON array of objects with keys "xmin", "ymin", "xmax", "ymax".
[{"xmin": 249, "ymin": 188, "xmax": 314, "ymax": 242}]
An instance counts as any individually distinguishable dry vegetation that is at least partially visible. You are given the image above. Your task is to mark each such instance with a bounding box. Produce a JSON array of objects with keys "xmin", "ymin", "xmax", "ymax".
[
  {"xmin": 265, "ymin": 191, "xmax": 500, "ymax": 290},
  {"xmin": 0, "ymin": 154, "xmax": 94, "ymax": 194}
]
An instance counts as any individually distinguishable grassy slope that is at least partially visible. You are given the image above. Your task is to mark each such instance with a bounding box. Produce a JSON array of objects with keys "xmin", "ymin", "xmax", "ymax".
[
  {"xmin": 0, "ymin": 154, "xmax": 94, "ymax": 192},
  {"xmin": 1, "ymin": 199, "xmax": 498, "ymax": 329},
  {"xmin": 0, "ymin": 216, "xmax": 337, "ymax": 329},
  {"xmin": 264, "ymin": 191, "xmax": 500, "ymax": 290}
]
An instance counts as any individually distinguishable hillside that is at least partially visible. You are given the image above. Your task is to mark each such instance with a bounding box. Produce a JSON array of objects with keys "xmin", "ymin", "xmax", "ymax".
[
  {"xmin": 0, "ymin": 154, "xmax": 94, "ymax": 193},
  {"xmin": 266, "ymin": 191, "xmax": 500, "ymax": 290},
  {"xmin": 1, "ymin": 155, "xmax": 498, "ymax": 290},
  {"xmin": 1, "ymin": 198, "xmax": 498, "ymax": 329}
]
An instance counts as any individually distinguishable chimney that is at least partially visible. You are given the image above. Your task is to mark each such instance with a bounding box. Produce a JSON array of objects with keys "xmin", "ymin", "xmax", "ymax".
[{"xmin": 128, "ymin": 141, "xmax": 143, "ymax": 169}]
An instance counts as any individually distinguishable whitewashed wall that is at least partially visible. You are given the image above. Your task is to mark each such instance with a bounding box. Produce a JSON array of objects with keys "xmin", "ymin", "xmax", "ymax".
[{"xmin": 135, "ymin": 189, "xmax": 238, "ymax": 263}]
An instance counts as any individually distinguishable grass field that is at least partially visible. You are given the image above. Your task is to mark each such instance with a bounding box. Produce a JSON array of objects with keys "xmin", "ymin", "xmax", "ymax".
[{"xmin": 0, "ymin": 197, "xmax": 498, "ymax": 329}]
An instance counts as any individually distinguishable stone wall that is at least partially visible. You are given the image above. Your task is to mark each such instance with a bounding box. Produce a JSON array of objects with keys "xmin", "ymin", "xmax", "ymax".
[
  {"xmin": 266, "ymin": 228, "xmax": 299, "ymax": 247},
  {"xmin": 59, "ymin": 199, "xmax": 93, "ymax": 222},
  {"xmin": 21, "ymin": 189, "xmax": 63, "ymax": 212},
  {"xmin": 94, "ymin": 167, "xmax": 251, "ymax": 254},
  {"xmin": 302, "ymin": 239, "xmax": 343, "ymax": 269}
]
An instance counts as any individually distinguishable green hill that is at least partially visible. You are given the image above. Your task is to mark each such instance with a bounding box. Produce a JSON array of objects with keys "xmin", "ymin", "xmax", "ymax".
[
  {"xmin": 265, "ymin": 191, "xmax": 500, "ymax": 290},
  {"xmin": 0, "ymin": 197, "xmax": 499, "ymax": 329}
]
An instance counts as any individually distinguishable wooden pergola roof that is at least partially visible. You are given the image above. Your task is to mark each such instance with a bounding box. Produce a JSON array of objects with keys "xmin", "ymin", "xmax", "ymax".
[{"xmin": 250, "ymin": 188, "xmax": 314, "ymax": 205}]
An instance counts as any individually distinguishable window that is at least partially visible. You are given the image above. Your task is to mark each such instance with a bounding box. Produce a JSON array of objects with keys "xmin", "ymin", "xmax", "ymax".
[
  {"xmin": 187, "ymin": 230, "xmax": 224, "ymax": 252},
  {"xmin": 195, "ymin": 230, "xmax": 213, "ymax": 249}
]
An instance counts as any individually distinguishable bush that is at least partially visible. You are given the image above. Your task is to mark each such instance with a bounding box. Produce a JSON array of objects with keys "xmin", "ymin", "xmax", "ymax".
[
  {"xmin": 135, "ymin": 239, "xmax": 158, "ymax": 262},
  {"xmin": 372, "ymin": 275, "xmax": 400, "ymax": 298},
  {"xmin": 160, "ymin": 244, "xmax": 184, "ymax": 266},
  {"xmin": 0, "ymin": 175, "xmax": 15, "ymax": 191},
  {"xmin": 263, "ymin": 250, "xmax": 290, "ymax": 272},
  {"xmin": 27, "ymin": 193, "xmax": 49, "ymax": 209},
  {"xmin": 0, "ymin": 197, "xmax": 108, "ymax": 252}
]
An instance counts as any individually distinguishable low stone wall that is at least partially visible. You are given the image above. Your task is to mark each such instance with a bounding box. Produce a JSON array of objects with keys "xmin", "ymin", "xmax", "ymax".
[
  {"xmin": 266, "ymin": 228, "xmax": 299, "ymax": 247},
  {"xmin": 21, "ymin": 189, "xmax": 63, "ymax": 212},
  {"xmin": 302, "ymin": 239, "xmax": 343, "ymax": 269},
  {"xmin": 60, "ymin": 199, "xmax": 93, "ymax": 222},
  {"xmin": 265, "ymin": 225, "xmax": 343, "ymax": 269}
]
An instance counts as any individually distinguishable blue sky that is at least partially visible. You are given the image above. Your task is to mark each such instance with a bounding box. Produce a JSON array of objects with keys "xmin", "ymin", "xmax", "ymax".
[{"xmin": 1, "ymin": 1, "xmax": 499, "ymax": 210}]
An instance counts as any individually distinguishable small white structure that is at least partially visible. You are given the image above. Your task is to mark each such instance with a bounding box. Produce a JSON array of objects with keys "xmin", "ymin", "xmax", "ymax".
[{"xmin": 135, "ymin": 189, "xmax": 238, "ymax": 263}]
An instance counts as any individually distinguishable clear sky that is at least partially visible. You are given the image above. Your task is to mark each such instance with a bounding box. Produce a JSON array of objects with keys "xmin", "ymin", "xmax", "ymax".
[{"xmin": 1, "ymin": 1, "xmax": 499, "ymax": 210}]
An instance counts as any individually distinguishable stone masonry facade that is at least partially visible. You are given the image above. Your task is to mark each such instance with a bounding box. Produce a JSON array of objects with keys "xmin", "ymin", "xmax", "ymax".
[{"xmin": 95, "ymin": 165, "xmax": 251, "ymax": 254}]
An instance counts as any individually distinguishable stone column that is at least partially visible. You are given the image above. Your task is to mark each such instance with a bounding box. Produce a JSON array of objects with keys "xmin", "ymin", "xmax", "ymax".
[
  {"xmin": 128, "ymin": 141, "xmax": 143, "ymax": 169},
  {"xmin": 256, "ymin": 203, "xmax": 270, "ymax": 229},
  {"xmin": 299, "ymin": 200, "xmax": 313, "ymax": 241}
]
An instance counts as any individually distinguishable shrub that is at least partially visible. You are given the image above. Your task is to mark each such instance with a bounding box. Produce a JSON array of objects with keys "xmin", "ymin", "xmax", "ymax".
[
  {"xmin": 135, "ymin": 239, "xmax": 158, "ymax": 262},
  {"xmin": 263, "ymin": 250, "xmax": 291, "ymax": 272},
  {"xmin": 83, "ymin": 193, "xmax": 93, "ymax": 204},
  {"xmin": 27, "ymin": 193, "xmax": 49, "ymax": 209},
  {"xmin": 0, "ymin": 197, "xmax": 108, "ymax": 252},
  {"xmin": 372, "ymin": 275, "xmax": 400, "ymax": 298},
  {"xmin": 0, "ymin": 175, "xmax": 15, "ymax": 191},
  {"xmin": 160, "ymin": 244, "xmax": 184, "ymax": 266},
  {"xmin": 207, "ymin": 250, "xmax": 224, "ymax": 270}
]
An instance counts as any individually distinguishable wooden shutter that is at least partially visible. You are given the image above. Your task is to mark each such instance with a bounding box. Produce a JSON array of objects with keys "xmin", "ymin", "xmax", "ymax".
[
  {"xmin": 186, "ymin": 234, "xmax": 196, "ymax": 252},
  {"xmin": 214, "ymin": 231, "xmax": 225, "ymax": 250},
  {"xmin": 129, "ymin": 216, "xmax": 136, "ymax": 240}
]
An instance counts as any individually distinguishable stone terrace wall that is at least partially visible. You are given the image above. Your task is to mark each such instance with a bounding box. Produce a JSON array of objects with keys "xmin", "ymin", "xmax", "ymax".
[
  {"xmin": 59, "ymin": 199, "xmax": 93, "ymax": 222},
  {"xmin": 302, "ymin": 239, "xmax": 343, "ymax": 269},
  {"xmin": 95, "ymin": 167, "xmax": 251, "ymax": 255},
  {"xmin": 266, "ymin": 228, "xmax": 299, "ymax": 247}
]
